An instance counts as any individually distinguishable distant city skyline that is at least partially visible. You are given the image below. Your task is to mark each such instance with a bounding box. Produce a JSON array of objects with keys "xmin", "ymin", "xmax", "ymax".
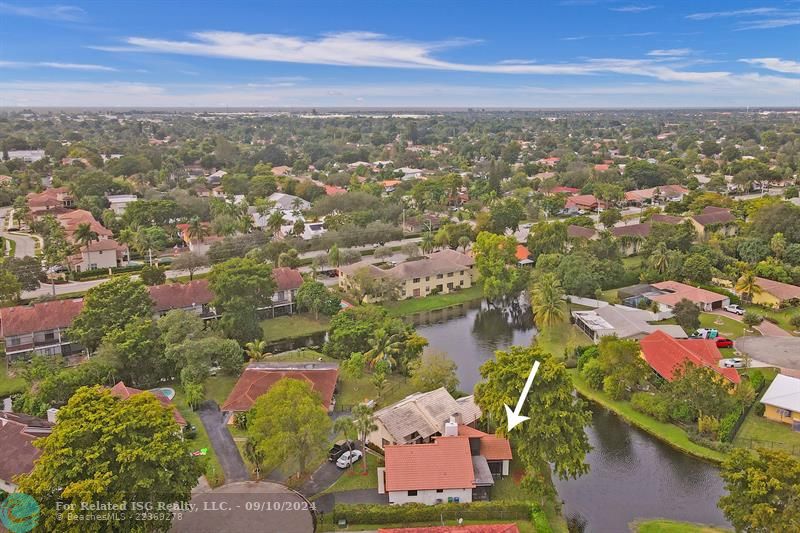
[{"xmin": 0, "ymin": 0, "xmax": 798, "ymax": 107}]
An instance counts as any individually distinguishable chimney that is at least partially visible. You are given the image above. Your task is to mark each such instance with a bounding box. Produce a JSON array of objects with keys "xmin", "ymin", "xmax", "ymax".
[
  {"xmin": 46, "ymin": 407, "xmax": 59, "ymax": 424},
  {"xmin": 443, "ymin": 416, "xmax": 458, "ymax": 437},
  {"xmin": 2, "ymin": 397, "xmax": 12, "ymax": 412}
]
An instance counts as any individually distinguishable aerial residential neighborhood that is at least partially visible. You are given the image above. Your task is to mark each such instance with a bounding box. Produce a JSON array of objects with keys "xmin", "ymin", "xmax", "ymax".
[{"xmin": 0, "ymin": 1, "xmax": 799, "ymax": 532}]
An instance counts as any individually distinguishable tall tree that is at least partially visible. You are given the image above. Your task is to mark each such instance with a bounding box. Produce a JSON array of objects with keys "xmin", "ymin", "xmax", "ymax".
[
  {"xmin": 672, "ymin": 297, "xmax": 701, "ymax": 333},
  {"xmin": 351, "ymin": 403, "xmax": 377, "ymax": 474},
  {"xmin": 475, "ymin": 346, "xmax": 592, "ymax": 498},
  {"xmin": 530, "ymin": 272, "xmax": 567, "ymax": 329},
  {"xmin": 208, "ymin": 257, "xmax": 275, "ymax": 343},
  {"xmin": 16, "ymin": 386, "xmax": 202, "ymax": 533},
  {"xmin": 247, "ymin": 378, "xmax": 332, "ymax": 476},
  {"xmin": 73, "ymin": 222, "xmax": 99, "ymax": 270},
  {"xmin": 735, "ymin": 270, "xmax": 763, "ymax": 303},
  {"xmin": 718, "ymin": 448, "xmax": 800, "ymax": 533},
  {"xmin": 69, "ymin": 276, "xmax": 154, "ymax": 352},
  {"xmin": 296, "ymin": 279, "xmax": 340, "ymax": 320},
  {"xmin": 170, "ymin": 252, "xmax": 209, "ymax": 281},
  {"xmin": 473, "ymin": 231, "xmax": 525, "ymax": 302}
]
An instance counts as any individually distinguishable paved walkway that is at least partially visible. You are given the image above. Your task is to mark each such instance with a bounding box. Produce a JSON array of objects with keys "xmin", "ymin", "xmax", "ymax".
[{"xmin": 197, "ymin": 401, "xmax": 249, "ymax": 483}]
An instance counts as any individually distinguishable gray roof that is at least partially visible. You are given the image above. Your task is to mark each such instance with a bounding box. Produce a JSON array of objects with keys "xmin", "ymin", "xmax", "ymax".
[
  {"xmin": 341, "ymin": 249, "xmax": 474, "ymax": 281},
  {"xmin": 267, "ymin": 192, "xmax": 311, "ymax": 212},
  {"xmin": 471, "ymin": 455, "xmax": 495, "ymax": 487},
  {"xmin": 574, "ymin": 305, "xmax": 686, "ymax": 340},
  {"xmin": 374, "ymin": 388, "xmax": 481, "ymax": 444}
]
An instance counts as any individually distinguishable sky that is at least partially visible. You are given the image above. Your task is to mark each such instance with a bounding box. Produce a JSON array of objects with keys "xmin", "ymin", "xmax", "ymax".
[{"xmin": 0, "ymin": 0, "xmax": 799, "ymax": 108}]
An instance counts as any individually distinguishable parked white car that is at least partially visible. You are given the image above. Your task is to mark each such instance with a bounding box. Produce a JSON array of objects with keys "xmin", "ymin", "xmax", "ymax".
[
  {"xmin": 336, "ymin": 449, "xmax": 363, "ymax": 469},
  {"xmin": 721, "ymin": 358, "xmax": 745, "ymax": 368},
  {"xmin": 724, "ymin": 304, "xmax": 745, "ymax": 315}
]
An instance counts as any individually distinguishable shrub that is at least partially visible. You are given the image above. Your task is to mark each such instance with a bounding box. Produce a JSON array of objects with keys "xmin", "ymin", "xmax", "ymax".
[
  {"xmin": 686, "ymin": 429, "xmax": 733, "ymax": 453},
  {"xmin": 333, "ymin": 501, "xmax": 532, "ymax": 525},
  {"xmin": 748, "ymin": 370, "xmax": 765, "ymax": 392},
  {"xmin": 602, "ymin": 375, "xmax": 627, "ymax": 400},
  {"xmin": 580, "ymin": 358, "xmax": 605, "ymax": 390},
  {"xmin": 755, "ymin": 402, "xmax": 766, "ymax": 416},
  {"xmin": 789, "ymin": 314, "xmax": 800, "ymax": 330},
  {"xmin": 631, "ymin": 392, "xmax": 670, "ymax": 422},
  {"xmin": 718, "ymin": 408, "xmax": 742, "ymax": 443},
  {"xmin": 742, "ymin": 311, "xmax": 763, "ymax": 328},
  {"xmin": 698, "ymin": 415, "xmax": 720, "ymax": 439},
  {"xmin": 576, "ymin": 345, "xmax": 599, "ymax": 371}
]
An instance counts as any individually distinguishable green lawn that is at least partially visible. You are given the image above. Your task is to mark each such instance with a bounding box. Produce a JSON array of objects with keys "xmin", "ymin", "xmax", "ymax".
[
  {"xmin": 318, "ymin": 519, "xmax": 539, "ymax": 533},
  {"xmin": 734, "ymin": 413, "xmax": 800, "ymax": 454},
  {"xmin": 261, "ymin": 313, "xmax": 330, "ymax": 343},
  {"xmin": 743, "ymin": 304, "xmax": 799, "ymax": 334},
  {"xmin": 536, "ymin": 324, "xmax": 591, "ymax": 358},
  {"xmin": 570, "ymin": 370, "xmax": 726, "ymax": 463},
  {"xmin": 385, "ymin": 284, "xmax": 483, "ymax": 317},
  {"xmin": 699, "ymin": 313, "xmax": 752, "ymax": 339},
  {"xmin": 321, "ymin": 453, "xmax": 382, "ymax": 494},
  {"xmin": 622, "ymin": 255, "xmax": 644, "ymax": 270},
  {"xmin": 0, "ymin": 362, "xmax": 26, "ymax": 397},
  {"xmin": 632, "ymin": 519, "xmax": 731, "ymax": 532},
  {"xmin": 264, "ymin": 348, "xmax": 335, "ymax": 363},
  {"xmin": 204, "ymin": 375, "xmax": 238, "ymax": 405},
  {"xmin": 170, "ymin": 381, "xmax": 226, "ymax": 487}
]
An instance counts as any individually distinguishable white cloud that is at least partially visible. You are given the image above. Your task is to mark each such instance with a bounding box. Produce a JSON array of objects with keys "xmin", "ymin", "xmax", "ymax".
[
  {"xmin": 647, "ymin": 48, "xmax": 692, "ymax": 57},
  {"xmin": 741, "ymin": 57, "xmax": 800, "ymax": 74},
  {"xmin": 0, "ymin": 2, "xmax": 85, "ymax": 21},
  {"xmin": 610, "ymin": 5, "xmax": 658, "ymax": 13},
  {"xmin": 0, "ymin": 60, "xmax": 117, "ymax": 71},
  {"xmin": 736, "ymin": 15, "xmax": 800, "ymax": 30},
  {"xmin": 686, "ymin": 8, "xmax": 778, "ymax": 20},
  {"xmin": 93, "ymin": 30, "xmax": 732, "ymax": 83}
]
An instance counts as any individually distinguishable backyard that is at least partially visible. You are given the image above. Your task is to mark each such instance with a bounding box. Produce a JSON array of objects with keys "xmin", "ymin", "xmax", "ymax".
[
  {"xmin": 261, "ymin": 313, "xmax": 329, "ymax": 343},
  {"xmin": 735, "ymin": 368, "xmax": 800, "ymax": 455},
  {"xmin": 384, "ymin": 284, "xmax": 483, "ymax": 317},
  {"xmin": 0, "ymin": 362, "xmax": 25, "ymax": 397}
]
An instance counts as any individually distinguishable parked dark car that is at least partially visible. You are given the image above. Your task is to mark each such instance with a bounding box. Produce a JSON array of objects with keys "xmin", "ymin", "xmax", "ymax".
[
  {"xmin": 328, "ymin": 441, "xmax": 357, "ymax": 462},
  {"xmin": 716, "ymin": 337, "xmax": 734, "ymax": 349}
]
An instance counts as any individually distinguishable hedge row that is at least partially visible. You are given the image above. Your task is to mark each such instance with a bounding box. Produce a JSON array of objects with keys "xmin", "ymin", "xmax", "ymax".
[
  {"xmin": 71, "ymin": 264, "xmax": 143, "ymax": 281},
  {"xmin": 333, "ymin": 501, "xmax": 532, "ymax": 524}
]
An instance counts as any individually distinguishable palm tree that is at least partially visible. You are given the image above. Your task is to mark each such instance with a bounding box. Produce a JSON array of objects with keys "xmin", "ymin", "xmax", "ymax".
[
  {"xmin": 649, "ymin": 242, "xmax": 671, "ymax": 276},
  {"xmin": 117, "ymin": 227, "xmax": 137, "ymax": 266},
  {"xmin": 73, "ymin": 222, "xmax": 99, "ymax": 271},
  {"xmin": 328, "ymin": 244, "xmax": 341, "ymax": 268},
  {"xmin": 333, "ymin": 417, "xmax": 359, "ymax": 470},
  {"xmin": 458, "ymin": 235, "xmax": 471, "ymax": 253},
  {"xmin": 351, "ymin": 404, "xmax": 377, "ymax": 473},
  {"xmin": 267, "ymin": 210, "xmax": 286, "ymax": 236},
  {"xmin": 244, "ymin": 340, "xmax": 269, "ymax": 361},
  {"xmin": 187, "ymin": 217, "xmax": 209, "ymax": 244},
  {"xmin": 735, "ymin": 271, "xmax": 762, "ymax": 303},
  {"xmin": 364, "ymin": 329, "xmax": 404, "ymax": 370},
  {"xmin": 421, "ymin": 233, "xmax": 434, "ymax": 254},
  {"xmin": 530, "ymin": 272, "xmax": 567, "ymax": 329}
]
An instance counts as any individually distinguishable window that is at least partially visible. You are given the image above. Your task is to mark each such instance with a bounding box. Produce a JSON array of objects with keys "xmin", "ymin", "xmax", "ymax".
[
  {"xmin": 447, "ymin": 272, "xmax": 453, "ymax": 277},
  {"xmin": 436, "ymin": 274, "xmax": 443, "ymax": 279},
  {"xmin": 425, "ymin": 276, "xmax": 430, "ymax": 281},
  {"xmin": 413, "ymin": 278, "xmax": 420, "ymax": 283},
  {"xmin": 436, "ymin": 489, "xmax": 444, "ymax": 493},
  {"xmin": 407, "ymin": 490, "xmax": 418, "ymax": 496}
]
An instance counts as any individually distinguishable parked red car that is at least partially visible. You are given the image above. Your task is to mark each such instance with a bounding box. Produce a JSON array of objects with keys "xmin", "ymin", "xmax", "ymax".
[{"xmin": 715, "ymin": 337, "xmax": 734, "ymax": 348}]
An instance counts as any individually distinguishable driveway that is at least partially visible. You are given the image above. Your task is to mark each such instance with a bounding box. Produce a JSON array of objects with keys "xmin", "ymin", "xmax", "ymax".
[
  {"xmin": 197, "ymin": 401, "xmax": 249, "ymax": 483},
  {"xmin": 735, "ymin": 336, "xmax": 800, "ymax": 374},
  {"xmin": 298, "ymin": 455, "xmax": 347, "ymax": 497}
]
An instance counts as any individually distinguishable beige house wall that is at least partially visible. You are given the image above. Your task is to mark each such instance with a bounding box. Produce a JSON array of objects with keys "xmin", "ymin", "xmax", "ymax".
[{"xmin": 763, "ymin": 403, "xmax": 800, "ymax": 425}]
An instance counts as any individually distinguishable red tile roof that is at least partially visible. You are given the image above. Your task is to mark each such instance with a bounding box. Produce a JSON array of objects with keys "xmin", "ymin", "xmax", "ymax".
[
  {"xmin": 755, "ymin": 277, "xmax": 800, "ymax": 302},
  {"xmin": 0, "ymin": 415, "xmax": 50, "ymax": 483},
  {"xmin": 222, "ymin": 365, "xmax": 339, "ymax": 412},
  {"xmin": 457, "ymin": 425, "xmax": 513, "ymax": 461},
  {"xmin": 566, "ymin": 194, "xmax": 599, "ymax": 210},
  {"xmin": 272, "ymin": 267, "xmax": 304, "ymax": 291},
  {"xmin": 26, "ymin": 187, "xmax": 71, "ymax": 209},
  {"xmin": 384, "ymin": 436, "xmax": 475, "ymax": 492},
  {"xmin": 515, "ymin": 244, "xmax": 531, "ymax": 262},
  {"xmin": 148, "ymin": 279, "xmax": 213, "ymax": 313},
  {"xmin": 594, "ymin": 164, "xmax": 611, "ymax": 172},
  {"xmin": 640, "ymin": 330, "xmax": 740, "ymax": 384},
  {"xmin": 57, "ymin": 209, "xmax": 113, "ymax": 240},
  {"xmin": 379, "ymin": 525, "xmax": 519, "ymax": 533},
  {"xmin": 109, "ymin": 381, "xmax": 187, "ymax": 425},
  {"xmin": 650, "ymin": 281, "xmax": 728, "ymax": 307},
  {"xmin": 551, "ymin": 186, "xmax": 579, "ymax": 195},
  {"xmin": 0, "ymin": 298, "xmax": 84, "ymax": 337}
]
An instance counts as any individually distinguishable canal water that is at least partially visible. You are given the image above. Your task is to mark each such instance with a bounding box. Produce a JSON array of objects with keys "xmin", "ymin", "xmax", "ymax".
[{"xmin": 409, "ymin": 299, "xmax": 730, "ymax": 533}]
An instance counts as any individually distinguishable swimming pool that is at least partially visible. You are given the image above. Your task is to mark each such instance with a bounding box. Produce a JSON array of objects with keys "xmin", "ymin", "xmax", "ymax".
[{"xmin": 148, "ymin": 387, "xmax": 176, "ymax": 400}]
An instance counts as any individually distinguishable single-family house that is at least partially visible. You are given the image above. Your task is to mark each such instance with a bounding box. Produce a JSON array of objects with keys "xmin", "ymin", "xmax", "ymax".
[
  {"xmin": 106, "ymin": 194, "xmax": 138, "ymax": 215},
  {"xmin": 108, "ymin": 382, "xmax": 186, "ymax": 426},
  {"xmin": 0, "ymin": 298, "xmax": 85, "ymax": 360},
  {"xmin": 567, "ymin": 224, "xmax": 599, "ymax": 241},
  {"xmin": 690, "ymin": 207, "xmax": 737, "ymax": 238},
  {"xmin": 642, "ymin": 281, "xmax": 730, "ymax": 312},
  {"xmin": 368, "ymin": 387, "xmax": 481, "ymax": 449},
  {"xmin": 7, "ymin": 149, "xmax": 45, "ymax": 163},
  {"xmin": 403, "ymin": 214, "xmax": 442, "ymax": 234},
  {"xmin": 565, "ymin": 194, "xmax": 600, "ymax": 212},
  {"xmin": 759, "ymin": 374, "xmax": 800, "ymax": 428},
  {"xmin": 610, "ymin": 223, "xmax": 652, "ymax": 255},
  {"xmin": 0, "ymin": 412, "xmax": 53, "ymax": 492},
  {"xmin": 624, "ymin": 185, "xmax": 688, "ymax": 205},
  {"xmin": 649, "ymin": 213, "xmax": 685, "ymax": 225},
  {"xmin": 269, "ymin": 267, "xmax": 305, "ymax": 316},
  {"xmin": 339, "ymin": 249, "xmax": 475, "ymax": 301},
  {"xmin": 750, "ymin": 278, "xmax": 800, "ymax": 309},
  {"xmin": 538, "ymin": 157, "xmax": 560, "ymax": 167},
  {"xmin": 221, "ymin": 362, "xmax": 339, "ymax": 421},
  {"xmin": 378, "ymin": 420, "xmax": 511, "ymax": 505},
  {"xmin": 26, "ymin": 187, "xmax": 73, "ymax": 212},
  {"xmin": 573, "ymin": 305, "xmax": 686, "ymax": 343},
  {"xmin": 639, "ymin": 330, "xmax": 740, "ymax": 384},
  {"xmin": 515, "ymin": 244, "xmax": 533, "ymax": 266}
]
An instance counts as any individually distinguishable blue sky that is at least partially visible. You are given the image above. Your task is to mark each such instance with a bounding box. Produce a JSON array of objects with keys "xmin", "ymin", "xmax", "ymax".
[{"xmin": 0, "ymin": 0, "xmax": 799, "ymax": 107}]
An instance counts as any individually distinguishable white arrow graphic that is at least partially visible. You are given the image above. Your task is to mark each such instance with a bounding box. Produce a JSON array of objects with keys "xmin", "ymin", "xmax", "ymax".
[{"xmin": 504, "ymin": 360, "xmax": 540, "ymax": 431}]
